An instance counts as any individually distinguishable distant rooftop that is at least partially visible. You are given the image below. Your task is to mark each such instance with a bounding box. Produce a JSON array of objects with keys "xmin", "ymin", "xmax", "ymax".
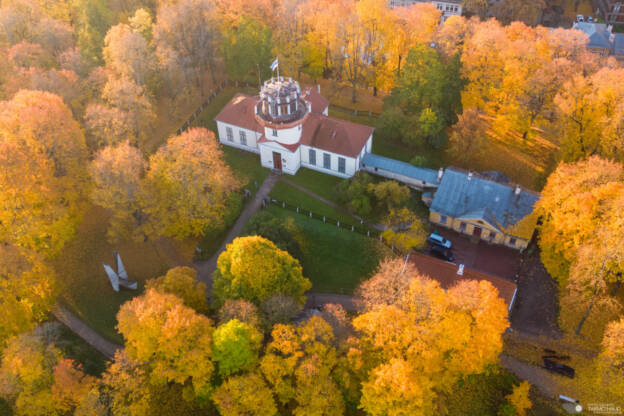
[{"xmin": 573, "ymin": 22, "xmax": 613, "ymax": 49}]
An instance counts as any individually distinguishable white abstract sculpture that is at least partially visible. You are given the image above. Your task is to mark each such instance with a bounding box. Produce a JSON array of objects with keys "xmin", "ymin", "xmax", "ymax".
[{"xmin": 103, "ymin": 252, "xmax": 137, "ymax": 291}]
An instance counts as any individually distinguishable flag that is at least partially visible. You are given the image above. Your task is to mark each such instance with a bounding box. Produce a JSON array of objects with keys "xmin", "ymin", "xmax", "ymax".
[{"xmin": 270, "ymin": 58, "xmax": 279, "ymax": 71}]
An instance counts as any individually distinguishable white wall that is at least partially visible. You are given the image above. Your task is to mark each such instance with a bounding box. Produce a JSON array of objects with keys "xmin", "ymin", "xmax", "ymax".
[
  {"xmin": 259, "ymin": 142, "xmax": 301, "ymax": 175},
  {"xmin": 263, "ymin": 123, "xmax": 303, "ymax": 145},
  {"xmin": 300, "ymin": 144, "xmax": 356, "ymax": 178},
  {"xmin": 216, "ymin": 121, "xmax": 262, "ymax": 153}
]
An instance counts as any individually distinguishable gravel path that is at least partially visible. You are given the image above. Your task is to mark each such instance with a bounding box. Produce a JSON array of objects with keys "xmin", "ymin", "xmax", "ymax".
[
  {"xmin": 53, "ymin": 304, "xmax": 122, "ymax": 359},
  {"xmin": 193, "ymin": 173, "xmax": 279, "ymax": 291},
  {"xmin": 500, "ymin": 354, "xmax": 560, "ymax": 398}
]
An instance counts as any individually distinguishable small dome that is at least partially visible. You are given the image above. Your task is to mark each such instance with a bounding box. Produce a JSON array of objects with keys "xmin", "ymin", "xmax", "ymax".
[{"xmin": 256, "ymin": 77, "xmax": 308, "ymax": 124}]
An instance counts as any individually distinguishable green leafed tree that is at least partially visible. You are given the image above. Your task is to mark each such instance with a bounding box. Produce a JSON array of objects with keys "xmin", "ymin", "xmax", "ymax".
[
  {"xmin": 212, "ymin": 236, "xmax": 311, "ymax": 307},
  {"xmin": 222, "ymin": 15, "xmax": 273, "ymax": 84},
  {"xmin": 212, "ymin": 319, "xmax": 263, "ymax": 377}
]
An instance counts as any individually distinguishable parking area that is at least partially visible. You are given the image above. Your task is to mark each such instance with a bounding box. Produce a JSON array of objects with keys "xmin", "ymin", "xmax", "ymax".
[{"xmin": 429, "ymin": 227, "xmax": 520, "ymax": 281}]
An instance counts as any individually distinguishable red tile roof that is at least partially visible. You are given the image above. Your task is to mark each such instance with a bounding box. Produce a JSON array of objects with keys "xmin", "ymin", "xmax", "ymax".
[
  {"xmin": 300, "ymin": 113, "xmax": 373, "ymax": 158},
  {"xmin": 408, "ymin": 252, "xmax": 517, "ymax": 309},
  {"xmin": 302, "ymin": 87, "xmax": 329, "ymax": 114},
  {"xmin": 215, "ymin": 93, "xmax": 373, "ymax": 158},
  {"xmin": 214, "ymin": 94, "xmax": 263, "ymax": 132}
]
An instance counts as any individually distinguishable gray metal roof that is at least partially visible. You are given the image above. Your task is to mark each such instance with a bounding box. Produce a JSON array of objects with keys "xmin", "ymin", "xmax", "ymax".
[
  {"xmin": 361, "ymin": 153, "xmax": 439, "ymax": 183},
  {"xmin": 430, "ymin": 168, "xmax": 540, "ymax": 230},
  {"xmin": 614, "ymin": 33, "xmax": 624, "ymax": 56},
  {"xmin": 573, "ymin": 22, "xmax": 613, "ymax": 49}
]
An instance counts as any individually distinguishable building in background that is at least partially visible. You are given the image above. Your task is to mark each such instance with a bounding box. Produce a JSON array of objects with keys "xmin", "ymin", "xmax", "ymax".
[
  {"xmin": 215, "ymin": 77, "xmax": 373, "ymax": 177},
  {"xmin": 573, "ymin": 21, "xmax": 624, "ymax": 59},
  {"xmin": 388, "ymin": 0, "xmax": 462, "ymax": 20},
  {"xmin": 427, "ymin": 168, "xmax": 540, "ymax": 250},
  {"xmin": 595, "ymin": 0, "xmax": 624, "ymax": 25}
]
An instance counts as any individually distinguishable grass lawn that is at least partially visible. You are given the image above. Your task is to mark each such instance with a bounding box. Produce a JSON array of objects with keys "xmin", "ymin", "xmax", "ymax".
[
  {"xmin": 285, "ymin": 167, "xmax": 343, "ymax": 203},
  {"xmin": 53, "ymin": 205, "xmax": 192, "ymax": 343},
  {"xmin": 270, "ymin": 181, "xmax": 362, "ymax": 227},
  {"xmin": 54, "ymin": 322, "xmax": 109, "ymax": 376},
  {"xmin": 265, "ymin": 206, "xmax": 393, "ymax": 294}
]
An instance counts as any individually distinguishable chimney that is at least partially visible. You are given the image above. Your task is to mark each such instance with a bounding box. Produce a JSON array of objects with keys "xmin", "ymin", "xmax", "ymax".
[
  {"xmin": 467, "ymin": 171, "xmax": 473, "ymax": 181},
  {"xmin": 437, "ymin": 167, "xmax": 444, "ymax": 182},
  {"xmin": 317, "ymin": 84, "xmax": 321, "ymax": 94},
  {"xmin": 515, "ymin": 184, "xmax": 521, "ymax": 196},
  {"xmin": 457, "ymin": 264, "xmax": 464, "ymax": 275}
]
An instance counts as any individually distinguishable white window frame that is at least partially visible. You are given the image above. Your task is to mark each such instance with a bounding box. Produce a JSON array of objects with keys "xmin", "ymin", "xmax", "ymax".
[
  {"xmin": 226, "ymin": 126, "xmax": 233, "ymax": 142},
  {"xmin": 338, "ymin": 157, "xmax": 346, "ymax": 173},
  {"xmin": 309, "ymin": 149, "xmax": 316, "ymax": 165},
  {"xmin": 323, "ymin": 153, "xmax": 331, "ymax": 169},
  {"xmin": 239, "ymin": 130, "xmax": 247, "ymax": 145}
]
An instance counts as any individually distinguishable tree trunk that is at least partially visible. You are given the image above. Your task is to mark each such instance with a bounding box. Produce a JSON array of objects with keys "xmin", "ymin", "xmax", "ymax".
[{"xmin": 373, "ymin": 85, "xmax": 377, "ymax": 96}]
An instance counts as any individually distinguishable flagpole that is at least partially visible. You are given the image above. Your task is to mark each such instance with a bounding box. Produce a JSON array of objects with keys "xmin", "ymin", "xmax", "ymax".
[{"xmin": 277, "ymin": 58, "xmax": 280, "ymax": 81}]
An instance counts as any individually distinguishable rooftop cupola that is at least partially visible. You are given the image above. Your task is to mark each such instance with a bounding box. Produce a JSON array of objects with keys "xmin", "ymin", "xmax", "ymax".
[{"xmin": 256, "ymin": 77, "xmax": 308, "ymax": 125}]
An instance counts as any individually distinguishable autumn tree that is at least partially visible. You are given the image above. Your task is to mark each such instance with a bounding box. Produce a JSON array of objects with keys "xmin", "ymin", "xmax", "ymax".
[
  {"xmin": 352, "ymin": 277, "xmax": 509, "ymax": 415},
  {"xmin": 218, "ymin": 299, "xmax": 262, "ymax": 329},
  {"xmin": 221, "ymin": 15, "xmax": 273, "ymax": 84},
  {"xmin": 212, "ymin": 236, "xmax": 311, "ymax": 306},
  {"xmin": 90, "ymin": 141, "xmax": 145, "ymax": 242},
  {"xmin": 355, "ymin": 257, "xmax": 418, "ymax": 312},
  {"xmin": 0, "ymin": 328, "xmax": 97, "ymax": 415},
  {"xmin": 212, "ymin": 319, "xmax": 263, "ymax": 377},
  {"xmin": 103, "ymin": 23, "xmax": 156, "ymax": 86},
  {"xmin": 381, "ymin": 208, "xmax": 428, "ymax": 253},
  {"xmin": 536, "ymin": 157, "xmax": 624, "ymax": 285},
  {"xmin": 0, "ymin": 246, "xmax": 56, "ymax": 346},
  {"xmin": 84, "ymin": 103, "xmax": 134, "ymax": 149},
  {"xmin": 154, "ymin": 0, "xmax": 220, "ymax": 94},
  {"xmin": 212, "ymin": 373, "xmax": 277, "ymax": 416},
  {"xmin": 260, "ymin": 316, "xmax": 345, "ymax": 415},
  {"xmin": 140, "ymin": 128, "xmax": 239, "ymax": 240},
  {"xmin": 129, "ymin": 8, "xmax": 153, "ymax": 41},
  {"xmin": 116, "ymin": 289, "xmax": 215, "ymax": 401},
  {"xmin": 101, "ymin": 76, "xmax": 156, "ymax": 147},
  {"xmin": 576, "ymin": 317, "xmax": 624, "ymax": 406},
  {"xmin": 500, "ymin": 381, "xmax": 532, "ymax": 416},
  {"xmin": 447, "ymin": 108, "xmax": 488, "ymax": 163},
  {"xmin": 379, "ymin": 3, "xmax": 441, "ymax": 91},
  {"xmin": 260, "ymin": 294, "xmax": 304, "ymax": 327},
  {"xmin": 99, "ymin": 351, "xmax": 152, "ymax": 416},
  {"xmin": 145, "ymin": 266, "xmax": 209, "ymax": 313},
  {"xmin": 556, "ymin": 67, "xmax": 624, "ymax": 162},
  {"xmin": 0, "ymin": 90, "xmax": 88, "ymax": 256}
]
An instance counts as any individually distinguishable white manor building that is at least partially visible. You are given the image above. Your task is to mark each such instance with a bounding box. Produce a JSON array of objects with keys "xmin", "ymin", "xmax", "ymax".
[{"xmin": 215, "ymin": 77, "xmax": 373, "ymax": 178}]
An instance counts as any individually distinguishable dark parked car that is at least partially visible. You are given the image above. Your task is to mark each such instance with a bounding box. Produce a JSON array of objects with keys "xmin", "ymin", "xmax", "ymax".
[
  {"xmin": 429, "ymin": 245, "xmax": 454, "ymax": 262},
  {"xmin": 543, "ymin": 358, "xmax": 575, "ymax": 378}
]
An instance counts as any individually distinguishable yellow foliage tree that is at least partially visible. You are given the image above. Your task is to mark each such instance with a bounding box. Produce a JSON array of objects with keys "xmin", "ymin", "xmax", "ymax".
[
  {"xmin": 0, "ymin": 90, "xmax": 88, "ymax": 256},
  {"xmin": 116, "ymin": 289, "xmax": 215, "ymax": 400},
  {"xmin": 140, "ymin": 128, "xmax": 239, "ymax": 240},
  {"xmin": 352, "ymin": 276, "xmax": 508, "ymax": 415}
]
